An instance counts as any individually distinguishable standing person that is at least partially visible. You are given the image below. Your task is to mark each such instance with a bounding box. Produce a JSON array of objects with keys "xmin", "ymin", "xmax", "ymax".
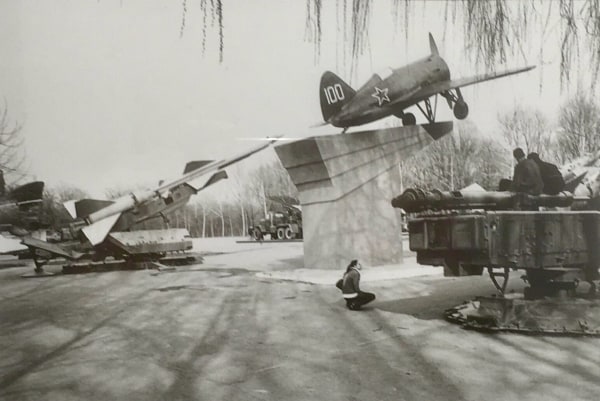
[
  {"xmin": 335, "ymin": 260, "xmax": 375, "ymax": 310},
  {"xmin": 511, "ymin": 147, "xmax": 543, "ymax": 195},
  {"xmin": 527, "ymin": 152, "xmax": 565, "ymax": 195}
]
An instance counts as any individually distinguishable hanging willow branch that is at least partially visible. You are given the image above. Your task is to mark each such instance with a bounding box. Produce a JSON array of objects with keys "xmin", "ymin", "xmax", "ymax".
[
  {"xmin": 305, "ymin": 0, "xmax": 600, "ymax": 88},
  {"xmin": 180, "ymin": 0, "xmax": 187, "ymax": 38},
  {"xmin": 188, "ymin": 0, "xmax": 224, "ymax": 62},
  {"xmin": 559, "ymin": 0, "xmax": 579, "ymax": 87},
  {"xmin": 304, "ymin": 0, "xmax": 322, "ymax": 62},
  {"xmin": 184, "ymin": 0, "xmax": 600, "ymax": 88}
]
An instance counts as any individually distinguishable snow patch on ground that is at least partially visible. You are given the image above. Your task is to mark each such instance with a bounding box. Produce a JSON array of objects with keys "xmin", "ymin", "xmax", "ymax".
[
  {"xmin": 256, "ymin": 263, "xmax": 441, "ymax": 285},
  {"xmin": 193, "ymin": 236, "xmax": 441, "ymax": 284}
]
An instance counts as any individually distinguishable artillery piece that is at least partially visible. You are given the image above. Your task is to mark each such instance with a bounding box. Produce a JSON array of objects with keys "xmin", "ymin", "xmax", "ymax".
[{"xmin": 391, "ymin": 154, "xmax": 600, "ymax": 335}]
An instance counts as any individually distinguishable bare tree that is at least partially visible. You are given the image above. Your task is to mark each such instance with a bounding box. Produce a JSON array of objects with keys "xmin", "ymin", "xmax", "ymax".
[
  {"xmin": 198, "ymin": 201, "xmax": 207, "ymax": 237},
  {"xmin": 40, "ymin": 185, "xmax": 90, "ymax": 229},
  {"xmin": 244, "ymin": 159, "xmax": 298, "ymax": 223},
  {"xmin": 227, "ymin": 164, "xmax": 259, "ymax": 236},
  {"xmin": 51, "ymin": 185, "xmax": 89, "ymax": 203},
  {"xmin": 555, "ymin": 93, "xmax": 600, "ymax": 163},
  {"xmin": 0, "ymin": 103, "xmax": 26, "ymax": 185},
  {"xmin": 402, "ymin": 121, "xmax": 508, "ymax": 190},
  {"xmin": 497, "ymin": 105, "xmax": 553, "ymax": 160}
]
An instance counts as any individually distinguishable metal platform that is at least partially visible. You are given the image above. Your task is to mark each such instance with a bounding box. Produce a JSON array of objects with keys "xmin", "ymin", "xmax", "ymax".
[
  {"xmin": 446, "ymin": 294, "xmax": 600, "ymax": 336},
  {"xmin": 61, "ymin": 253, "xmax": 201, "ymax": 274},
  {"xmin": 21, "ymin": 253, "xmax": 202, "ymax": 276}
]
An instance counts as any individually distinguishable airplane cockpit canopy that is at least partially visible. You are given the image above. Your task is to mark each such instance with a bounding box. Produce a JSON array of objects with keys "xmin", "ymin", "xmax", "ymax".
[
  {"xmin": 356, "ymin": 67, "xmax": 394, "ymax": 93},
  {"xmin": 376, "ymin": 67, "xmax": 394, "ymax": 80}
]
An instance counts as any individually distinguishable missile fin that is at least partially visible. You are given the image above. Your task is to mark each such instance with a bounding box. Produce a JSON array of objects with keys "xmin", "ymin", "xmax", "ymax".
[
  {"xmin": 64, "ymin": 200, "xmax": 77, "ymax": 219},
  {"xmin": 183, "ymin": 160, "xmax": 215, "ymax": 174},
  {"xmin": 186, "ymin": 170, "xmax": 228, "ymax": 191},
  {"xmin": 81, "ymin": 213, "xmax": 121, "ymax": 246}
]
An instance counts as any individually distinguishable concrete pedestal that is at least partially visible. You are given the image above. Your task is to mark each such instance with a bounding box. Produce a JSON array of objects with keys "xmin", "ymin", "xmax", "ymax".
[{"xmin": 274, "ymin": 122, "xmax": 453, "ymax": 269}]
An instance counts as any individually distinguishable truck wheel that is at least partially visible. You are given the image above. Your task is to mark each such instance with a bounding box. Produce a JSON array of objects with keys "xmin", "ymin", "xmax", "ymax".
[
  {"xmin": 253, "ymin": 228, "xmax": 263, "ymax": 241},
  {"xmin": 276, "ymin": 227, "xmax": 285, "ymax": 240},
  {"xmin": 285, "ymin": 227, "xmax": 295, "ymax": 239}
]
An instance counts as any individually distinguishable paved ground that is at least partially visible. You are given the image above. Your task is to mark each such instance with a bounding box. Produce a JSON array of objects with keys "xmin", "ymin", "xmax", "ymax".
[{"xmin": 1, "ymin": 239, "xmax": 599, "ymax": 401}]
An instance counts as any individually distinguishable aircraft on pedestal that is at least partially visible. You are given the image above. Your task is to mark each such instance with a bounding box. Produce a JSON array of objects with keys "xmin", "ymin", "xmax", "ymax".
[{"xmin": 319, "ymin": 33, "xmax": 535, "ymax": 132}]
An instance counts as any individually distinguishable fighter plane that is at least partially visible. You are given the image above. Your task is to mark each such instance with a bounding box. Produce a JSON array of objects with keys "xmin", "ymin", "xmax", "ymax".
[
  {"xmin": 319, "ymin": 33, "xmax": 535, "ymax": 130},
  {"xmin": 22, "ymin": 139, "xmax": 277, "ymax": 272}
]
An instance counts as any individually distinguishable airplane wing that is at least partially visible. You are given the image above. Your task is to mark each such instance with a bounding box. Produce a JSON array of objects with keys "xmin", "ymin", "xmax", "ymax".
[
  {"xmin": 414, "ymin": 65, "xmax": 535, "ymax": 101},
  {"xmin": 387, "ymin": 86, "xmax": 423, "ymax": 107}
]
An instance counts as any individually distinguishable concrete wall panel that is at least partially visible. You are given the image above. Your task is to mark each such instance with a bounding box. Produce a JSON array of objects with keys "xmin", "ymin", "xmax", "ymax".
[{"xmin": 275, "ymin": 122, "xmax": 452, "ymax": 269}]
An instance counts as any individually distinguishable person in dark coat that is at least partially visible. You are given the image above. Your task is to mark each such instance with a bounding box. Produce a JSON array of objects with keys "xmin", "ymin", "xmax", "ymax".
[
  {"xmin": 527, "ymin": 152, "xmax": 565, "ymax": 195},
  {"xmin": 511, "ymin": 147, "xmax": 543, "ymax": 195},
  {"xmin": 335, "ymin": 259, "xmax": 375, "ymax": 310}
]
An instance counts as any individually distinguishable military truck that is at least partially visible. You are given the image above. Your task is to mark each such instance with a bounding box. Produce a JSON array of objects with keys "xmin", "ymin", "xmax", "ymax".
[{"xmin": 249, "ymin": 196, "xmax": 303, "ymax": 240}]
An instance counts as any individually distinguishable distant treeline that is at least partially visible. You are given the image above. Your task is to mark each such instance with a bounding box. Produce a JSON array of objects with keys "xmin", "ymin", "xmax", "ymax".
[{"xmin": 31, "ymin": 94, "xmax": 600, "ymax": 237}]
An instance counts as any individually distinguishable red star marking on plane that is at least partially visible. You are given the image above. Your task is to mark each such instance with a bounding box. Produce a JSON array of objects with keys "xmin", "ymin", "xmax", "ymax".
[{"xmin": 372, "ymin": 87, "xmax": 390, "ymax": 106}]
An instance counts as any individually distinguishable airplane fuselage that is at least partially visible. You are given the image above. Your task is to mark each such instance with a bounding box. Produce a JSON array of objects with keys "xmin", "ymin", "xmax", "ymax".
[{"xmin": 328, "ymin": 55, "xmax": 450, "ymax": 128}]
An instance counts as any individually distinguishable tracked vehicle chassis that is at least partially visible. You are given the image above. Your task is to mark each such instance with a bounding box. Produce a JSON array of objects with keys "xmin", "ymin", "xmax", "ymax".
[{"xmin": 61, "ymin": 253, "xmax": 200, "ymax": 274}]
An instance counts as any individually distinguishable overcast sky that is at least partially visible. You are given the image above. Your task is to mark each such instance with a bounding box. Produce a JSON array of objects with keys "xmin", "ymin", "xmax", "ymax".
[{"xmin": 0, "ymin": 0, "xmax": 593, "ymax": 197}]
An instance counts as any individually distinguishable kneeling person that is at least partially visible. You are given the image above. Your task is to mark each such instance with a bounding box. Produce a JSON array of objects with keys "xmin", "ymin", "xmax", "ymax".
[{"xmin": 336, "ymin": 260, "xmax": 375, "ymax": 310}]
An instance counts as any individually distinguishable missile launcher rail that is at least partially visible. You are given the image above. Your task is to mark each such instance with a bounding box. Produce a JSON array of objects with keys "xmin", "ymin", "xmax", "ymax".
[{"xmin": 23, "ymin": 228, "xmax": 200, "ymax": 276}]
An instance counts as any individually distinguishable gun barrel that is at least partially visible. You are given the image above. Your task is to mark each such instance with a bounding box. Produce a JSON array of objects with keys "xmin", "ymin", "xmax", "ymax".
[{"xmin": 391, "ymin": 188, "xmax": 575, "ymax": 213}]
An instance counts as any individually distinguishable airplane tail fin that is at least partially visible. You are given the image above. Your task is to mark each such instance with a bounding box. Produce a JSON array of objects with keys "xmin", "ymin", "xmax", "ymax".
[
  {"xmin": 319, "ymin": 71, "xmax": 355, "ymax": 123},
  {"xmin": 428, "ymin": 33, "xmax": 439, "ymax": 56}
]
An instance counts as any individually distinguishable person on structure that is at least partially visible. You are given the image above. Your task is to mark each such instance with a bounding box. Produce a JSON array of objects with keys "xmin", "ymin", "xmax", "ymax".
[
  {"xmin": 511, "ymin": 147, "xmax": 543, "ymax": 195},
  {"xmin": 527, "ymin": 152, "xmax": 565, "ymax": 195},
  {"xmin": 335, "ymin": 259, "xmax": 375, "ymax": 310}
]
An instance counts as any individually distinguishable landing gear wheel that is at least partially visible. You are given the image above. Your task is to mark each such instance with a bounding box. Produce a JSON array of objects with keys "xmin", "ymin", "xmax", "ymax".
[
  {"xmin": 284, "ymin": 227, "xmax": 295, "ymax": 240},
  {"xmin": 276, "ymin": 227, "xmax": 285, "ymax": 240},
  {"xmin": 453, "ymin": 101, "xmax": 469, "ymax": 120},
  {"xmin": 401, "ymin": 113, "xmax": 416, "ymax": 126}
]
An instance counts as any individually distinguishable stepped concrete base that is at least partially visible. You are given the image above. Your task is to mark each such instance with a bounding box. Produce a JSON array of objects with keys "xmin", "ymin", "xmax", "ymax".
[{"xmin": 275, "ymin": 122, "xmax": 453, "ymax": 269}]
